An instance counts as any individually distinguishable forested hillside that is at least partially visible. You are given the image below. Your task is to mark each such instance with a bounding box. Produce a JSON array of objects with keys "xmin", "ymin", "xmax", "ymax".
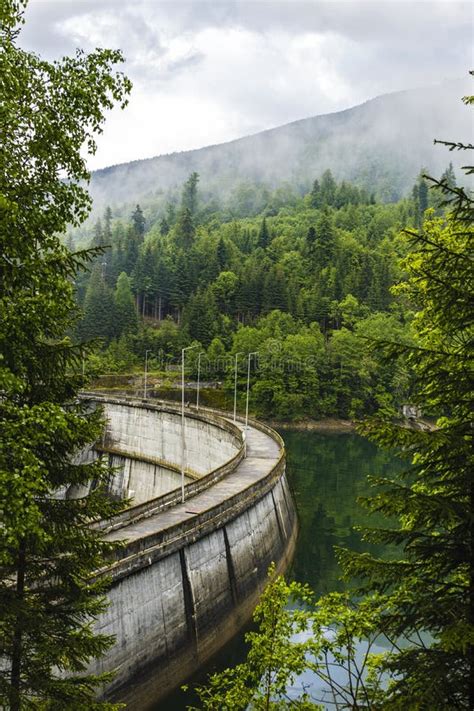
[
  {"xmin": 76, "ymin": 163, "xmax": 457, "ymax": 420},
  {"xmin": 83, "ymin": 80, "xmax": 470, "ymax": 221}
]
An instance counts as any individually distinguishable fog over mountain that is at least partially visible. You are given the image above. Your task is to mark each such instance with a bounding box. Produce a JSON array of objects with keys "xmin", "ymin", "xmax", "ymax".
[{"xmin": 88, "ymin": 79, "xmax": 472, "ymax": 211}]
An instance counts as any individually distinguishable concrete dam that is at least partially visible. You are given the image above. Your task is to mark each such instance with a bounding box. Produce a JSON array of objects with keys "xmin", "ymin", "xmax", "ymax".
[{"xmin": 81, "ymin": 395, "xmax": 298, "ymax": 706}]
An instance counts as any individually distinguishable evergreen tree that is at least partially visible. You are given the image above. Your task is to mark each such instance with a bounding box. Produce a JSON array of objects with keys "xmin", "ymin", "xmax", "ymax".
[
  {"xmin": 306, "ymin": 225, "xmax": 316, "ymax": 252},
  {"xmin": 0, "ymin": 2, "xmax": 131, "ymax": 708},
  {"xmin": 181, "ymin": 171, "xmax": 199, "ymax": 215},
  {"xmin": 174, "ymin": 206, "xmax": 195, "ymax": 249},
  {"xmin": 440, "ymin": 161, "xmax": 457, "ymax": 189},
  {"xmin": 262, "ymin": 265, "xmax": 288, "ymax": 313},
  {"xmin": 340, "ymin": 205, "xmax": 474, "ymax": 708},
  {"xmin": 310, "ymin": 178, "xmax": 321, "ymax": 208},
  {"xmin": 412, "ymin": 172, "xmax": 429, "ymax": 227},
  {"xmin": 154, "ymin": 257, "xmax": 171, "ymax": 321},
  {"xmin": 79, "ymin": 265, "xmax": 115, "ymax": 341},
  {"xmin": 319, "ymin": 168, "xmax": 337, "ymax": 206},
  {"xmin": 183, "ymin": 289, "xmax": 217, "ymax": 346},
  {"xmin": 159, "ymin": 215, "xmax": 169, "ymax": 236},
  {"xmin": 103, "ymin": 206, "xmax": 113, "ymax": 244},
  {"xmin": 165, "ymin": 201, "xmax": 177, "ymax": 227},
  {"xmin": 314, "ymin": 208, "xmax": 335, "ymax": 268},
  {"xmin": 131, "ymin": 204, "xmax": 145, "ymax": 240},
  {"xmin": 338, "ymin": 102, "xmax": 474, "ymax": 703},
  {"xmin": 113, "ymin": 272, "xmax": 138, "ymax": 337},
  {"xmin": 132, "ymin": 244, "xmax": 155, "ymax": 317},
  {"xmin": 123, "ymin": 224, "xmax": 140, "ymax": 274},
  {"xmin": 217, "ymin": 236, "xmax": 228, "ymax": 270},
  {"xmin": 91, "ymin": 217, "xmax": 104, "ymax": 249},
  {"xmin": 257, "ymin": 217, "xmax": 270, "ymax": 249}
]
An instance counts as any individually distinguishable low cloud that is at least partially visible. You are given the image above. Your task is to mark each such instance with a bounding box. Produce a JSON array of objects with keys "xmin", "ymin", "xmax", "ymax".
[{"xmin": 21, "ymin": 0, "xmax": 472, "ymax": 170}]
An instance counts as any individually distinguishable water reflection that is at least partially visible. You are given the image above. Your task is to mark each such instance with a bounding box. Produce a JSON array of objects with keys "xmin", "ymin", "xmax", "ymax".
[{"xmin": 285, "ymin": 430, "xmax": 403, "ymax": 595}]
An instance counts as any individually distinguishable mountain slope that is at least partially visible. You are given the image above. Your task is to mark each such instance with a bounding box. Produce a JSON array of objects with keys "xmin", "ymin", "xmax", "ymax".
[{"xmin": 89, "ymin": 79, "xmax": 472, "ymax": 209}]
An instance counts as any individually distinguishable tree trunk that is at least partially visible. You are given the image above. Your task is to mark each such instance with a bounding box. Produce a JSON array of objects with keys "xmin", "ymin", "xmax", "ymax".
[{"xmin": 10, "ymin": 539, "xmax": 26, "ymax": 711}]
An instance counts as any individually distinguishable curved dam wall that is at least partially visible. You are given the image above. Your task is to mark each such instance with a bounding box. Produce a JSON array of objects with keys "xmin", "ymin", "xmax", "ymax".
[
  {"xmin": 80, "ymin": 399, "xmax": 242, "ymax": 505},
  {"xmin": 82, "ymin": 395, "xmax": 298, "ymax": 707}
]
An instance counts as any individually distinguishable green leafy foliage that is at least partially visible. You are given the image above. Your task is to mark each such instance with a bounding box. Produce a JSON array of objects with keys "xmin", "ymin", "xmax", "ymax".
[
  {"xmin": 76, "ymin": 165, "xmax": 428, "ymax": 419},
  {"xmin": 191, "ymin": 566, "xmax": 318, "ymax": 710},
  {"xmin": 0, "ymin": 1, "xmax": 131, "ymax": 707}
]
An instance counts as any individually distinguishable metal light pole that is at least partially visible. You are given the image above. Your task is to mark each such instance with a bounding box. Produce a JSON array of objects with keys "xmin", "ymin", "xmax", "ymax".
[
  {"xmin": 144, "ymin": 349, "xmax": 153, "ymax": 398},
  {"xmin": 196, "ymin": 351, "xmax": 205, "ymax": 410},
  {"xmin": 181, "ymin": 344, "xmax": 198, "ymax": 503},
  {"xmin": 233, "ymin": 352, "xmax": 243, "ymax": 423},
  {"xmin": 245, "ymin": 351, "xmax": 259, "ymax": 431}
]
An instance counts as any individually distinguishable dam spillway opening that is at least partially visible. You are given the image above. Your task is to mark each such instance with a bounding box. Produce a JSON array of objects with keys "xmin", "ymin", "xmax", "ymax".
[{"xmin": 80, "ymin": 394, "xmax": 298, "ymax": 706}]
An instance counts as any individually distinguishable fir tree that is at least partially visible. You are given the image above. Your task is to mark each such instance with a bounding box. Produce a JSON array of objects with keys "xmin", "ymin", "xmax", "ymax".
[
  {"xmin": 338, "ymin": 108, "xmax": 474, "ymax": 705},
  {"xmin": 113, "ymin": 271, "xmax": 138, "ymax": 337},
  {"xmin": 159, "ymin": 216, "xmax": 169, "ymax": 236},
  {"xmin": 183, "ymin": 289, "xmax": 217, "ymax": 346},
  {"xmin": 217, "ymin": 236, "xmax": 228, "ymax": 270},
  {"xmin": 181, "ymin": 171, "xmax": 199, "ymax": 215},
  {"xmin": 0, "ymin": 2, "xmax": 131, "ymax": 707},
  {"xmin": 306, "ymin": 225, "xmax": 316, "ymax": 251},
  {"xmin": 319, "ymin": 168, "xmax": 337, "ymax": 206},
  {"xmin": 310, "ymin": 178, "xmax": 321, "ymax": 208},
  {"xmin": 257, "ymin": 217, "xmax": 270, "ymax": 249},
  {"xmin": 174, "ymin": 206, "xmax": 195, "ymax": 250},
  {"xmin": 131, "ymin": 204, "xmax": 145, "ymax": 240},
  {"xmin": 91, "ymin": 217, "xmax": 104, "ymax": 249},
  {"xmin": 314, "ymin": 208, "xmax": 335, "ymax": 268},
  {"xmin": 79, "ymin": 265, "xmax": 116, "ymax": 341},
  {"xmin": 440, "ymin": 161, "xmax": 457, "ymax": 189},
  {"xmin": 103, "ymin": 206, "xmax": 113, "ymax": 244}
]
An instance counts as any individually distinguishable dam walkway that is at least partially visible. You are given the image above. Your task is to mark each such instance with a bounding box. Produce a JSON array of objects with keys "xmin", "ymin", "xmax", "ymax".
[{"xmin": 104, "ymin": 418, "xmax": 281, "ymax": 547}]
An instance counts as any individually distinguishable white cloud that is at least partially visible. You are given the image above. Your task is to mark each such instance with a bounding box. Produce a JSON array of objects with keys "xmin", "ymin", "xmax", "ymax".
[{"xmin": 21, "ymin": 0, "xmax": 473, "ymax": 170}]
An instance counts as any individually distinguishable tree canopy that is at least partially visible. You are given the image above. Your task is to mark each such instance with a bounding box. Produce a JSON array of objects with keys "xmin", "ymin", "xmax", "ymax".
[{"xmin": 0, "ymin": 1, "xmax": 131, "ymax": 707}]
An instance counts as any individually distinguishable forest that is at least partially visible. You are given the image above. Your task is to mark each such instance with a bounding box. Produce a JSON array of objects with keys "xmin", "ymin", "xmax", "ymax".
[
  {"xmin": 74, "ymin": 164, "xmax": 457, "ymax": 420},
  {"xmin": 2, "ymin": 0, "xmax": 472, "ymax": 706}
]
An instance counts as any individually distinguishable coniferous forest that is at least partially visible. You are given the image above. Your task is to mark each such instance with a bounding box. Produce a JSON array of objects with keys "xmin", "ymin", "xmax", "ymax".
[
  {"xmin": 74, "ymin": 165, "xmax": 457, "ymax": 421},
  {"xmin": 2, "ymin": 1, "xmax": 473, "ymax": 709}
]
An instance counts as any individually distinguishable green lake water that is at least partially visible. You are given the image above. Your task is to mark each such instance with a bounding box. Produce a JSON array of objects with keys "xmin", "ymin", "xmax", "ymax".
[{"xmin": 122, "ymin": 430, "xmax": 404, "ymax": 710}]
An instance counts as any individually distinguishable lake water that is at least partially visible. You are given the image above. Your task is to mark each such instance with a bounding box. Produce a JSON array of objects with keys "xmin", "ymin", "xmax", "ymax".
[{"xmin": 120, "ymin": 429, "xmax": 403, "ymax": 710}]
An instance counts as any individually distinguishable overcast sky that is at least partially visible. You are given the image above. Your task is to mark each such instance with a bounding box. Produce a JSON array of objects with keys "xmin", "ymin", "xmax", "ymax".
[{"xmin": 21, "ymin": 0, "xmax": 473, "ymax": 170}]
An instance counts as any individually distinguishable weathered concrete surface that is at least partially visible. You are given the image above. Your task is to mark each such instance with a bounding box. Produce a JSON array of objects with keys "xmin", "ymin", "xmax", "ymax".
[
  {"xmin": 80, "ymin": 396, "xmax": 297, "ymax": 707},
  {"xmin": 77, "ymin": 398, "xmax": 243, "ymax": 503}
]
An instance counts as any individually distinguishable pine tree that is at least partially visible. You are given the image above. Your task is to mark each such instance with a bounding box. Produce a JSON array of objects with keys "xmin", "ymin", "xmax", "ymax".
[
  {"xmin": 440, "ymin": 161, "xmax": 457, "ymax": 189},
  {"xmin": 159, "ymin": 216, "xmax": 169, "ymax": 236},
  {"xmin": 174, "ymin": 206, "xmax": 195, "ymax": 250},
  {"xmin": 183, "ymin": 289, "xmax": 217, "ymax": 346},
  {"xmin": 113, "ymin": 271, "xmax": 138, "ymax": 337},
  {"xmin": 306, "ymin": 225, "xmax": 316, "ymax": 252},
  {"xmin": 79, "ymin": 265, "xmax": 115, "ymax": 341},
  {"xmin": 131, "ymin": 204, "xmax": 145, "ymax": 240},
  {"xmin": 412, "ymin": 172, "xmax": 429, "ymax": 227},
  {"xmin": 310, "ymin": 178, "xmax": 321, "ymax": 208},
  {"xmin": 257, "ymin": 217, "xmax": 270, "ymax": 249},
  {"xmin": 0, "ymin": 2, "xmax": 131, "ymax": 707},
  {"xmin": 103, "ymin": 206, "xmax": 113, "ymax": 244},
  {"xmin": 181, "ymin": 171, "xmax": 199, "ymax": 215},
  {"xmin": 314, "ymin": 208, "xmax": 335, "ymax": 268},
  {"xmin": 338, "ymin": 115, "xmax": 474, "ymax": 707},
  {"xmin": 123, "ymin": 224, "xmax": 140, "ymax": 274},
  {"xmin": 319, "ymin": 168, "xmax": 337, "ymax": 206},
  {"xmin": 91, "ymin": 218, "xmax": 104, "ymax": 249},
  {"xmin": 217, "ymin": 237, "xmax": 228, "ymax": 270}
]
